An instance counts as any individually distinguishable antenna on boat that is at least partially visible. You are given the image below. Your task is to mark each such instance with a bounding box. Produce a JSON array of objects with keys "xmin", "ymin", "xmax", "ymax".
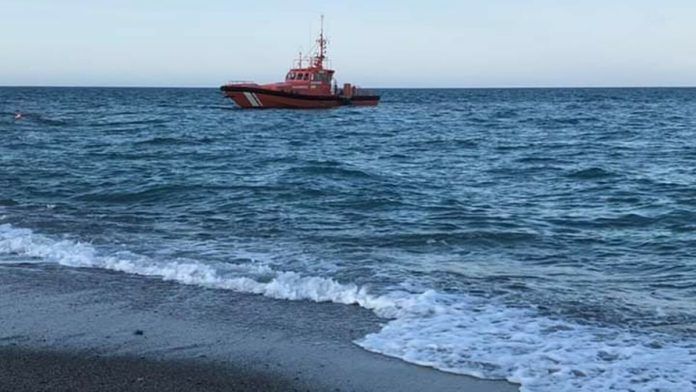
[
  {"xmin": 313, "ymin": 14, "xmax": 327, "ymax": 68},
  {"xmin": 320, "ymin": 14, "xmax": 325, "ymax": 57}
]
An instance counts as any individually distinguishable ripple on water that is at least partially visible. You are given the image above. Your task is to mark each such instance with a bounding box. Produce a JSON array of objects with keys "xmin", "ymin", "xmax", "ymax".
[{"xmin": 1, "ymin": 87, "xmax": 696, "ymax": 392}]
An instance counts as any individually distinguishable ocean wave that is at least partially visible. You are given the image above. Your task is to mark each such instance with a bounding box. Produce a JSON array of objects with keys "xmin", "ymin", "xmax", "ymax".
[
  {"xmin": 86, "ymin": 118, "xmax": 169, "ymax": 127},
  {"xmin": 0, "ymin": 199, "xmax": 18, "ymax": 206},
  {"xmin": 73, "ymin": 184, "xmax": 203, "ymax": 204},
  {"xmin": 566, "ymin": 167, "xmax": 616, "ymax": 179},
  {"xmin": 3, "ymin": 112, "xmax": 71, "ymax": 126},
  {"xmin": 133, "ymin": 136, "xmax": 188, "ymax": 146},
  {"xmin": 1, "ymin": 223, "xmax": 694, "ymax": 392},
  {"xmin": 133, "ymin": 136, "xmax": 218, "ymax": 146},
  {"xmin": 359, "ymin": 302, "xmax": 696, "ymax": 392},
  {"xmin": 285, "ymin": 165, "xmax": 376, "ymax": 180},
  {"xmin": 419, "ymin": 138, "xmax": 479, "ymax": 149}
]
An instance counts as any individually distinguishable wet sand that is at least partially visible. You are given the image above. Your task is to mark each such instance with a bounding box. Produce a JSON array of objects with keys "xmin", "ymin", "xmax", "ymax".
[
  {"xmin": 0, "ymin": 347, "xmax": 307, "ymax": 392},
  {"xmin": 0, "ymin": 263, "xmax": 518, "ymax": 392}
]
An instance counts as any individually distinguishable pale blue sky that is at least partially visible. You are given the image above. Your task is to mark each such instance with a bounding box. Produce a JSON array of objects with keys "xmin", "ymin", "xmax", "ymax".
[{"xmin": 2, "ymin": 0, "xmax": 695, "ymax": 87}]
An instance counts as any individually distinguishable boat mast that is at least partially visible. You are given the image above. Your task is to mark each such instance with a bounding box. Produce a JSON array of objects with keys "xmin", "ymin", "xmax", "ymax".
[{"xmin": 314, "ymin": 15, "xmax": 326, "ymax": 68}]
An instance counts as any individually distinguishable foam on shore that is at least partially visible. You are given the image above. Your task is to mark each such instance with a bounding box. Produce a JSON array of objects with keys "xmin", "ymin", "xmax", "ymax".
[{"xmin": 1, "ymin": 223, "xmax": 694, "ymax": 392}]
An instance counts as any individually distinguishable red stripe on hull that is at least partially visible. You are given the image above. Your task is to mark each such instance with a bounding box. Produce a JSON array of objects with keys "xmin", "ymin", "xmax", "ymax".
[
  {"xmin": 225, "ymin": 91, "xmax": 342, "ymax": 109},
  {"xmin": 223, "ymin": 90, "xmax": 379, "ymax": 109}
]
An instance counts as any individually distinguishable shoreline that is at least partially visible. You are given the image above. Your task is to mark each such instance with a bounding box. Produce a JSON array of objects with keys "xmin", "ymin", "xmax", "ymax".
[{"xmin": 0, "ymin": 263, "xmax": 518, "ymax": 392}]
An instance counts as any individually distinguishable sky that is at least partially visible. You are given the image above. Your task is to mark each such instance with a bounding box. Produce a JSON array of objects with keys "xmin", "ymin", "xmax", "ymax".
[{"xmin": 1, "ymin": 0, "xmax": 696, "ymax": 88}]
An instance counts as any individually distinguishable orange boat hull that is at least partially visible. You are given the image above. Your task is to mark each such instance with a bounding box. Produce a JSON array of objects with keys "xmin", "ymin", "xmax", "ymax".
[{"xmin": 220, "ymin": 86, "xmax": 379, "ymax": 109}]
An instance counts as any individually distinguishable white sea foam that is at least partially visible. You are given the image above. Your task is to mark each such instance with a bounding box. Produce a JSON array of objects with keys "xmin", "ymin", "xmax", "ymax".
[
  {"xmin": 1, "ymin": 223, "xmax": 694, "ymax": 392},
  {"xmin": 358, "ymin": 297, "xmax": 696, "ymax": 392}
]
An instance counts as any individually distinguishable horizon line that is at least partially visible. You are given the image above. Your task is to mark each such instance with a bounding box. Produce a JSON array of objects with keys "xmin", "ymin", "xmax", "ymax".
[{"xmin": 2, "ymin": 84, "xmax": 696, "ymax": 90}]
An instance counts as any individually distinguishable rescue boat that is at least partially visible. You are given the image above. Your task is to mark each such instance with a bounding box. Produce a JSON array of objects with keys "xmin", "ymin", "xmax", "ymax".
[{"xmin": 220, "ymin": 17, "xmax": 380, "ymax": 109}]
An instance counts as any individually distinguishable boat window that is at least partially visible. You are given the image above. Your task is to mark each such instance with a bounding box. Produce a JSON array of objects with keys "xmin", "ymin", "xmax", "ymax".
[{"xmin": 304, "ymin": 73, "xmax": 309, "ymax": 80}]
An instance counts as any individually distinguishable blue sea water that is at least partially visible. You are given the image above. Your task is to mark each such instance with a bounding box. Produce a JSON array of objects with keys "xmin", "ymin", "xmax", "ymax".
[{"xmin": 1, "ymin": 87, "xmax": 695, "ymax": 391}]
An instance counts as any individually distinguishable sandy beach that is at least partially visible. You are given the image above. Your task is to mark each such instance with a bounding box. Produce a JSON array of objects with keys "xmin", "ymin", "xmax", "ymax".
[
  {"xmin": 0, "ymin": 347, "xmax": 309, "ymax": 392},
  {"xmin": 0, "ymin": 263, "xmax": 518, "ymax": 392}
]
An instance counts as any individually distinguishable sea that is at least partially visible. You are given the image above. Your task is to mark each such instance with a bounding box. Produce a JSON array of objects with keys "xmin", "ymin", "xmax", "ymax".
[{"xmin": 1, "ymin": 87, "xmax": 695, "ymax": 392}]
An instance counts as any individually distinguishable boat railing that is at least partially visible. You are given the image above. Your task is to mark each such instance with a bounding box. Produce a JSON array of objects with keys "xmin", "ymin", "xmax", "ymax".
[
  {"xmin": 338, "ymin": 87, "xmax": 377, "ymax": 97},
  {"xmin": 225, "ymin": 80, "xmax": 257, "ymax": 86}
]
